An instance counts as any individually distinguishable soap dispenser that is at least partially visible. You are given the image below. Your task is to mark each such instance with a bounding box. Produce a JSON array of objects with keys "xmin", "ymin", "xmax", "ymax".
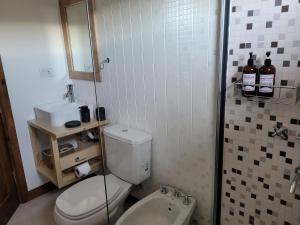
[
  {"xmin": 258, "ymin": 52, "xmax": 276, "ymax": 97},
  {"xmin": 79, "ymin": 105, "xmax": 90, "ymax": 123},
  {"xmin": 242, "ymin": 52, "xmax": 258, "ymax": 97}
]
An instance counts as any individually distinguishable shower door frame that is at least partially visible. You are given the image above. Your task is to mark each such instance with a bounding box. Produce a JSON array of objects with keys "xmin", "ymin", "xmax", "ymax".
[{"xmin": 213, "ymin": 0, "xmax": 231, "ymax": 225}]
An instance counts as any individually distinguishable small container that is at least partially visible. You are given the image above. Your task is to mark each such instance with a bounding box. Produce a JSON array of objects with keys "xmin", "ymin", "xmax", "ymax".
[
  {"xmin": 258, "ymin": 52, "xmax": 276, "ymax": 97},
  {"xmin": 96, "ymin": 107, "xmax": 106, "ymax": 121},
  {"xmin": 242, "ymin": 52, "xmax": 258, "ymax": 97},
  {"xmin": 79, "ymin": 105, "xmax": 90, "ymax": 123}
]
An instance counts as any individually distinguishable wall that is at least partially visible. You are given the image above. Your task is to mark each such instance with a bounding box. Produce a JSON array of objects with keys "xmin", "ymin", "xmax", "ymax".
[
  {"xmin": 0, "ymin": 0, "xmax": 69, "ymax": 190},
  {"xmin": 74, "ymin": 0, "xmax": 220, "ymax": 223},
  {"xmin": 222, "ymin": 0, "xmax": 300, "ymax": 225}
]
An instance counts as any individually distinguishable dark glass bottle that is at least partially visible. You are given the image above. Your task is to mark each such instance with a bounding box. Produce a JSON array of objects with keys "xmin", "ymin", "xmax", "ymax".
[
  {"xmin": 258, "ymin": 52, "xmax": 276, "ymax": 98},
  {"xmin": 242, "ymin": 52, "xmax": 258, "ymax": 97}
]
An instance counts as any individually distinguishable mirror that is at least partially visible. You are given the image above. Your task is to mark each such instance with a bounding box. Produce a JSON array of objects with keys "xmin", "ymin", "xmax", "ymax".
[
  {"xmin": 67, "ymin": 2, "xmax": 93, "ymax": 72},
  {"xmin": 59, "ymin": 0, "xmax": 100, "ymax": 81}
]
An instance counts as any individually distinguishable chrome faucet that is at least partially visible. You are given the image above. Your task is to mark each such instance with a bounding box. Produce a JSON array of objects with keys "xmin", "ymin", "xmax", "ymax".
[
  {"xmin": 173, "ymin": 188, "xmax": 182, "ymax": 198},
  {"xmin": 290, "ymin": 167, "xmax": 300, "ymax": 194},
  {"xmin": 63, "ymin": 84, "xmax": 75, "ymax": 103},
  {"xmin": 160, "ymin": 185, "xmax": 169, "ymax": 194},
  {"xmin": 183, "ymin": 195, "xmax": 192, "ymax": 205}
]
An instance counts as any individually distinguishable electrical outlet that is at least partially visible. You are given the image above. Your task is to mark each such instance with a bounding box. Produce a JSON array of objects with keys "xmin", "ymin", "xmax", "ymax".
[{"xmin": 39, "ymin": 68, "xmax": 54, "ymax": 78}]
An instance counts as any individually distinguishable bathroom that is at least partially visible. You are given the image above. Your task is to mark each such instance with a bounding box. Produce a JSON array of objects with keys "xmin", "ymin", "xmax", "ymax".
[{"xmin": 0, "ymin": 0, "xmax": 299, "ymax": 225}]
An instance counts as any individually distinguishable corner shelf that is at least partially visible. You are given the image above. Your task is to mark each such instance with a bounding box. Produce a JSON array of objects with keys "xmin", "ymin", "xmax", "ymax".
[
  {"xmin": 227, "ymin": 80, "xmax": 300, "ymax": 105},
  {"xmin": 28, "ymin": 119, "xmax": 110, "ymax": 188}
]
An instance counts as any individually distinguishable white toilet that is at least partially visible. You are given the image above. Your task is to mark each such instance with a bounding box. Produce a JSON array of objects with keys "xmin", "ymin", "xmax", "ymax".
[{"xmin": 54, "ymin": 124, "xmax": 152, "ymax": 225}]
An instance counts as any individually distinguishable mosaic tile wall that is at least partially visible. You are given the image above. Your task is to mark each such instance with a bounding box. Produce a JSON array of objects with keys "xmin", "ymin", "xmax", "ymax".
[{"xmin": 221, "ymin": 0, "xmax": 300, "ymax": 225}]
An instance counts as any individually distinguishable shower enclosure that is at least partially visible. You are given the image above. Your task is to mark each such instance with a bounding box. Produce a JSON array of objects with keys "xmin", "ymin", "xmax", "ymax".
[{"xmin": 63, "ymin": 0, "xmax": 226, "ymax": 224}]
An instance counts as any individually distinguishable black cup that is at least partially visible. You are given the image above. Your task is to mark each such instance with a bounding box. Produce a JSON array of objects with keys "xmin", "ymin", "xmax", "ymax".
[
  {"xmin": 79, "ymin": 105, "xmax": 90, "ymax": 123},
  {"xmin": 96, "ymin": 107, "xmax": 106, "ymax": 121}
]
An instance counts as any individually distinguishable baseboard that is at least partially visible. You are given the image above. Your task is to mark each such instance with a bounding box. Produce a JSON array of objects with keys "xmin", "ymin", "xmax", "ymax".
[{"xmin": 26, "ymin": 182, "xmax": 57, "ymax": 202}]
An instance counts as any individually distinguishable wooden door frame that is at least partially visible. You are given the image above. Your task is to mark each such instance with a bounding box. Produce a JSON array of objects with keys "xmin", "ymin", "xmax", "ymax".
[{"xmin": 0, "ymin": 56, "xmax": 55, "ymax": 203}]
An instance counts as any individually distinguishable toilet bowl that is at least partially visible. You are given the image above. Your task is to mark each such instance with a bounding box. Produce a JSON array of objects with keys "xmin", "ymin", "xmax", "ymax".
[
  {"xmin": 54, "ymin": 124, "xmax": 152, "ymax": 225},
  {"xmin": 54, "ymin": 174, "xmax": 132, "ymax": 225},
  {"xmin": 116, "ymin": 188, "xmax": 196, "ymax": 225}
]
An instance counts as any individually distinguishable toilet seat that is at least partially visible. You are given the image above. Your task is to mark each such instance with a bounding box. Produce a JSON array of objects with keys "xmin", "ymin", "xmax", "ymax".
[{"xmin": 55, "ymin": 175, "xmax": 129, "ymax": 220}]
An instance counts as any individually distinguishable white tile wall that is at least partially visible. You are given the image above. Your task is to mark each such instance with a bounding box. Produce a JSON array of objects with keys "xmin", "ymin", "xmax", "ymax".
[{"xmin": 74, "ymin": 0, "xmax": 220, "ymax": 223}]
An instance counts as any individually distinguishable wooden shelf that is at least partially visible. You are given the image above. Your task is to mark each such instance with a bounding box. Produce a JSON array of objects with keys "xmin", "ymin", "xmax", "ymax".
[
  {"xmin": 36, "ymin": 160, "xmax": 57, "ymax": 186},
  {"xmin": 28, "ymin": 119, "xmax": 110, "ymax": 138},
  {"xmin": 28, "ymin": 119, "xmax": 109, "ymax": 188},
  {"xmin": 62, "ymin": 159, "xmax": 102, "ymax": 187}
]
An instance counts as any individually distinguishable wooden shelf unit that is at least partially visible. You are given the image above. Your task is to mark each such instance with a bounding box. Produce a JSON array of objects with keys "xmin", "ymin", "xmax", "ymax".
[{"xmin": 28, "ymin": 119, "xmax": 110, "ymax": 188}]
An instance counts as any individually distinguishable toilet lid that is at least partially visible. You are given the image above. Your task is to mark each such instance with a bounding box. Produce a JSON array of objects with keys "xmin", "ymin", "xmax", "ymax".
[{"xmin": 56, "ymin": 175, "xmax": 121, "ymax": 218}]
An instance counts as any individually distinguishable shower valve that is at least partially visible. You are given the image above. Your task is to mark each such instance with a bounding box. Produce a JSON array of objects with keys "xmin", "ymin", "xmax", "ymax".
[{"xmin": 271, "ymin": 124, "xmax": 288, "ymax": 140}]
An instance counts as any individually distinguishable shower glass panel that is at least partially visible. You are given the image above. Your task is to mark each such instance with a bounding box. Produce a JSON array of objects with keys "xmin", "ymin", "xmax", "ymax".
[
  {"xmin": 65, "ymin": 0, "xmax": 111, "ymax": 224},
  {"xmin": 85, "ymin": 0, "xmax": 221, "ymax": 225}
]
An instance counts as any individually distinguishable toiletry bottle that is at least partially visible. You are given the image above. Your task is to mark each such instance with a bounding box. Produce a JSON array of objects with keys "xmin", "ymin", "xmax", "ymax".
[
  {"xmin": 242, "ymin": 52, "xmax": 258, "ymax": 97},
  {"xmin": 258, "ymin": 52, "xmax": 276, "ymax": 97}
]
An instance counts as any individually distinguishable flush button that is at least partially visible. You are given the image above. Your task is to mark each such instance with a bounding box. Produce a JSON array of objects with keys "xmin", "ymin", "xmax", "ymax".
[{"xmin": 122, "ymin": 129, "xmax": 128, "ymax": 132}]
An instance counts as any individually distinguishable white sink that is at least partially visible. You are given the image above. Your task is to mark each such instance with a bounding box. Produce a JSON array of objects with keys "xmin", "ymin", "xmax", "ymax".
[{"xmin": 34, "ymin": 101, "xmax": 88, "ymax": 127}]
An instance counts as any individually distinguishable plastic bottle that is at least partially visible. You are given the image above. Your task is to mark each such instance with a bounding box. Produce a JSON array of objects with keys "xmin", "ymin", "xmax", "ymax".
[
  {"xmin": 242, "ymin": 52, "xmax": 258, "ymax": 97},
  {"xmin": 258, "ymin": 52, "xmax": 276, "ymax": 97}
]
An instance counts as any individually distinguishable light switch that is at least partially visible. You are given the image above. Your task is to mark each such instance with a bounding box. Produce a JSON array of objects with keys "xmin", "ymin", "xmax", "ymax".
[{"xmin": 40, "ymin": 68, "xmax": 54, "ymax": 78}]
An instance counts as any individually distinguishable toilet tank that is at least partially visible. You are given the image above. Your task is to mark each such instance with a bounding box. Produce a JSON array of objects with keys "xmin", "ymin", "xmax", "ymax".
[{"xmin": 104, "ymin": 125, "xmax": 152, "ymax": 185}]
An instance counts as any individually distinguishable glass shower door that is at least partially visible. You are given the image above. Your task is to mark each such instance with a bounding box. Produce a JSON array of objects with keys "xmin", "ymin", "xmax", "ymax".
[{"xmin": 90, "ymin": 0, "xmax": 221, "ymax": 225}]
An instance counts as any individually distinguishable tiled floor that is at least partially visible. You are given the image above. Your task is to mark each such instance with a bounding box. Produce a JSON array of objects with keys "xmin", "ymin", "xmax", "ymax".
[
  {"xmin": 8, "ymin": 188, "xmax": 137, "ymax": 225},
  {"xmin": 8, "ymin": 189, "xmax": 62, "ymax": 225}
]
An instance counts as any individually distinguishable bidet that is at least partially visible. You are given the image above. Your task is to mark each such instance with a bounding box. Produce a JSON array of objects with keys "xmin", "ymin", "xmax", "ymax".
[{"xmin": 116, "ymin": 187, "xmax": 196, "ymax": 225}]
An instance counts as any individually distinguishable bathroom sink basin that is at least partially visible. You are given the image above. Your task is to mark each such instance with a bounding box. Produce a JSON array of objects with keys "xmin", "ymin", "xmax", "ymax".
[{"xmin": 34, "ymin": 101, "xmax": 84, "ymax": 127}]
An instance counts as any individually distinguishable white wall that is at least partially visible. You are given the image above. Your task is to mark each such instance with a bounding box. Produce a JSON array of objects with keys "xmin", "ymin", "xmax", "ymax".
[
  {"xmin": 74, "ymin": 0, "xmax": 220, "ymax": 224},
  {"xmin": 0, "ymin": 0, "xmax": 69, "ymax": 190}
]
